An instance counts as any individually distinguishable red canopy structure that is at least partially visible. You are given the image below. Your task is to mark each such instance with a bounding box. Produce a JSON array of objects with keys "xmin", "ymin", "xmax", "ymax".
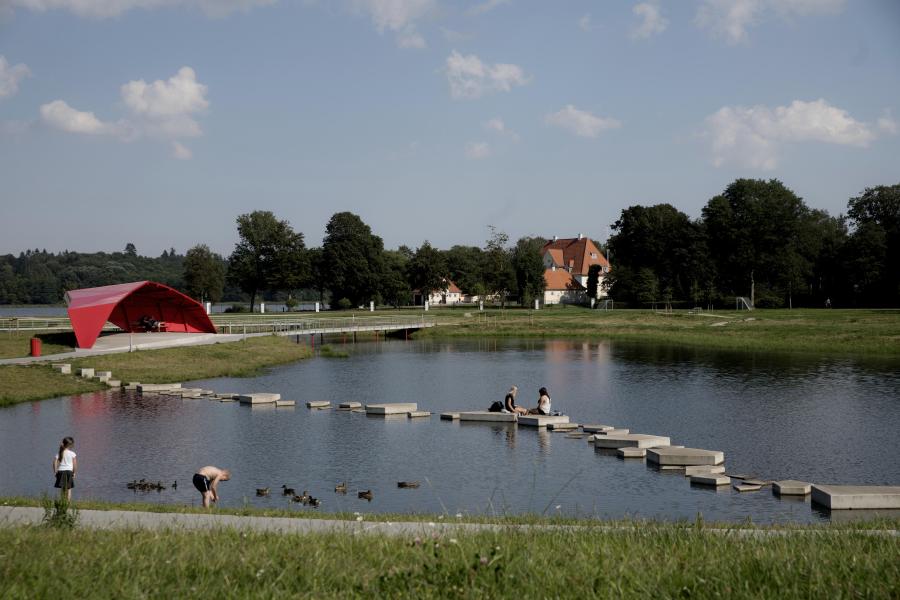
[{"xmin": 65, "ymin": 281, "xmax": 217, "ymax": 349}]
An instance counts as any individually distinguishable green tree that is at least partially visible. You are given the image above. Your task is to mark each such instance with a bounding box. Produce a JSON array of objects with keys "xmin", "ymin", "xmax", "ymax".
[
  {"xmin": 183, "ymin": 244, "xmax": 226, "ymax": 303},
  {"xmin": 511, "ymin": 236, "xmax": 546, "ymax": 306},
  {"xmin": 322, "ymin": 212, "xmax": 385, "ymax": 308},
  {"xmin": 444, "ymin": 245, "xmax": 484, "ymax": 297},
  {"xmin": 702, "ymin": 179, "xmax": 812, "ymax": 307},
  {"xmin": 586, "ymin": 264, "xmax": 601, "ymax": 300},
  {"xmin": 407, "ymin": 241, "xmax": 448, "ymax": 300},
  {"xmin": 482, "ymin": 226, "xmax": 515, "ymax": 307},
  {"xmin": 608, "ymin": 204, "xmax": 709, "ymax": 304},
  {"xmin": 124, "ymin": 243, "xmax": 137, "ymax": 257},
  {"xmin": 381, "ymin": 249, "xmax": 412, "ymax": 307},
  {"xmin": 845, "ymin": 184, "xmax": 900, "ymax": 306},
  {"xmin": 226, "ymin": 211, "xmax": 308, "ymax": 312},
  {"xmin": 307, "ymin": 247, "xmax": 327, "ymax": 304},
  {"xmin": 635, "ymin": 268, "xmax": 659, "ymax": 306}
]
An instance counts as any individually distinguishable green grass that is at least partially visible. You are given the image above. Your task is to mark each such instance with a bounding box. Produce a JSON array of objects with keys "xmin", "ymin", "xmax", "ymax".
[
  {"xmin": 319, "ymin": 344, "xmax": 350, "ymax": 358},
  {"xmin": 3, "ymin": 497, "xmax": 899, "ymax": 531},
  {"xmin": 0, "ymin": 336, "xmax": 312, "ymax": 407},
  {"xmin": 0, "ymin": 329, "xmax": 76, "ymax": 358},
  {"xmin": 416, "ymin": 307, "xmax": 900, "ymax": 356},
  {"xmin": 0, "ymin": 364, "xmax": 104, "ymax": 406},
  {"xmin": 1, "ymin": 517, "xmax": 897, "ymax": 598}
]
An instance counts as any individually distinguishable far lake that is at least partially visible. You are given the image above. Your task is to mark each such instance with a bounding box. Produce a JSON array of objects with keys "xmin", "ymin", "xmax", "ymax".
[{"xmin": 1, "ymin": 338, "xmax": 898, "ymax": 523}]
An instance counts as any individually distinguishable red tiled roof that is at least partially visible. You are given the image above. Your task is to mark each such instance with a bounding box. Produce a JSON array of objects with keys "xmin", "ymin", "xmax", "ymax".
[
  {"xmin": 541, "ymin": 237, "xmax": 610, "ymax": 275},
  {"xmin": 543, "ymin": 269, "xmax": 584, "ymax": 291},
  {"xmin": 546, "ymin": 248, "xmax": 564, "ymax": 266},
  {"xmin": 446, "ymin": 280, "xmax": 461, "ymax": 294}
]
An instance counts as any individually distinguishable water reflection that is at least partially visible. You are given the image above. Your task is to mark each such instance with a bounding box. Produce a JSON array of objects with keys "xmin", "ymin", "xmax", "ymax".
[{"xmin": 0, "ymin": 338, "xmax": 898, "ymax": 524}]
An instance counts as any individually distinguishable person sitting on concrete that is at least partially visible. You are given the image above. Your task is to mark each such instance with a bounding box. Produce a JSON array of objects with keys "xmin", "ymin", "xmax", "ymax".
[
  {"xmin": 527, "ymin": 387, "xmax": 552, "ymax": 415},
  {"xmin": 504, "ymin": 385, "xmax": 527, "ymax": 415},
  {"xmin": 193, "ymin": 466, "xmax": 231, "ymax": 509},
  {"xmin": 138, "ymin": 315, "xmax": 160, "ymax": 332}
]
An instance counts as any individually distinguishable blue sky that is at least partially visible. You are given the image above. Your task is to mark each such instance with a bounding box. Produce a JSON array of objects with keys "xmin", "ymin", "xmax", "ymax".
[{"xmin": 1, "ymin": 0, "xmax": 898, "ymax": 256}]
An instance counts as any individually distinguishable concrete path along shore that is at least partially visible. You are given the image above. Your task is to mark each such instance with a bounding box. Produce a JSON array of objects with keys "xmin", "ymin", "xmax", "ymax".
[{"xmin": 2, "ymin": 506, "xmax": 896, "ymax": 538}]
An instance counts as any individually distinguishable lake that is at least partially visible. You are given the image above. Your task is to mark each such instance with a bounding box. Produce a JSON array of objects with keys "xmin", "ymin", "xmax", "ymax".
[{"xmin": 1, "ymin": 338, "xmax": 898, "ymax": 523}]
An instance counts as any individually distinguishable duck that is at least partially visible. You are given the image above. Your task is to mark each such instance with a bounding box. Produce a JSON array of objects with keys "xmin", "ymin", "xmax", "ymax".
[
  {"xmin": 358, "ymin": 490, "xmax": 373, "ymax": 501},
  {"xmin": 172, "ymin": 480, "xmax": 178, "ymax": 490},
  {"xmin": 293, "ymin": 490, "xmax": 310, "ymax": 504},
  {"xmin": 334, "ymin": 482, "xmax": 347, "ymax": 494},
  {"xmin": 291, "ymin": 494, "xmax": 305, "ymax": 503},
  {"xmin": 308, "ymin": 497, "xmax": 321, "ymax": 508},
  {"xmin": 282, "ymin": 485, "xmax": 296, "ymax": 496},
  {"xmin": 397, "ymin": 481, "xmax": 420, "ymax": 489},
  {"xmin": 256, "ymin": 487, "xmax": 270, "ymax": 497}
]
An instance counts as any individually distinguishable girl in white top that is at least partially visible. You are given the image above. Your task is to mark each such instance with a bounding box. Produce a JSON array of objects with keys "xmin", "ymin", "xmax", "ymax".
[
  {"xmin": 537, "ymin": 387, "xmax": 552, "ymax": 415},
  {"xmin": 53, "ymin": 436, "xmax": 77, "ymax": 500}
]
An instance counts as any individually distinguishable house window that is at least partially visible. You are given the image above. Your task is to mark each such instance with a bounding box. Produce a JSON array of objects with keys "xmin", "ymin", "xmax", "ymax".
[{"xmin": 590, "ymin": 253, "xmax": 597, "ymax": 259}]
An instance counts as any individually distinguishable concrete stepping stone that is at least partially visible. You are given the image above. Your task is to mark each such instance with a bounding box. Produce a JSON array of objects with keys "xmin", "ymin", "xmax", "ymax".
[
  {"xmin": 690, "ymin": 474, "xmax": 731, "ymax": 486},
  {"xmin": 518, "ymin": 415, "xmax": 570, "ymax": 428},
  {"xmin": 408, "ymin": 411, "xmax": 431, "ymax": 418},
  {"xmin": 592, "ymin": 433, "xmax": 671, "ymax": 449},
  {"xmin": 351, "ymin": 408, "xmax": 366, "ymax": 413},
  {"xmin": 275, "ymin": 400, "xmax": 296, "ymax": 407},
  {"xmin": 139, "ymin": 383, "xmax": 183, "ymax": 393},
  {"xmin": 79, "ymin": 368, "xmax": 94, "ymax": 378},
  {"xmin": 810, "ymin": 485, "xmax": 900, "ymax": 510},
  {"xmin": 565, "ymin": 432, "xmax": 588, "ymax": 438},
  {"xmin": 95, "ymin": 375, "xmax": 110, "ymax": 383},
  {"xmin": 683, "ymin": 465, "xmax": 726, "ymax": 477},
  {"xmin": 95, "ymin": 371, "xmax": 112, "ymax": 378},
  {"xmin": 106, "ymin": 380, "xmax": 121, "ymax": 387},
  {"xmin": 582, "ymin": 424, "xmax": 616, "ymax": 433},
  {"xmin": 366, "ymin": 402, "xmax": 417, "ymax": 415},
  {"xmin": 548, "ymin": 422, "xmax": 579, "ymax": 431},
  {"xmin": 773, "ymin": 480, "xmax": 811, "ymax": 496},
  {"xmin": 617, "ymin": 447, "xmax": 646, "ymax": 458},
  {"xmin": 51, "ymin": 363, "xmax": 71, "ymax": 374},
  {"xmin": 306, "ymin": 401, "xmax": 331, "ymax": 408},
  {"xmin": 594, "ymin": 428, "xmax": 630, "ymax": 436},
  {"xmin": 733, "ymin": 483, "xmax": 762, "ymax": 492},
  {"xmin": 440, "ymin": 412, "xmax": 461, "ymax": 420},
  {"xmin": 648, "ymin": 447, "xmax": 724, "ymax": 466},
  {"xmin": 339, "ymin": 402, "xmax": 362, "ymax": 409},
  {"xmin": 742, "ymin": 479, "xmax": 770, "ymax": 486},
  {"xmin": 218, "ymin": 397, "xmax": 236, "ymax": 402},
  {"xmin": 125, "ymin": 382, "xmax": 141, "ymax": 390},
  {"xmin": 238, "ymin": 393, "xmax": 281, "ymax": 404},
  {"xmin": 458, "ymin": 411, "xmax": 517, "ymax": 423}
]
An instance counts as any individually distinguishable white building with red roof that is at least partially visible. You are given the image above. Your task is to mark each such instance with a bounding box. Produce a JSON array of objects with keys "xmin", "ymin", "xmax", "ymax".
[
  {"xmin": 540, "ymin": 234, "xmax": 611, "ymax": 305},
  {"xmin": 413, "ymin": 279, "xmax": 463, "ymax": 306}
]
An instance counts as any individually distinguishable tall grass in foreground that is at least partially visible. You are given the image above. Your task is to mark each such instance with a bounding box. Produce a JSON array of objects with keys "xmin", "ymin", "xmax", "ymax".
[{"xmin": 1, "ymin": 525, "xmax": 897, "ymax": 598}]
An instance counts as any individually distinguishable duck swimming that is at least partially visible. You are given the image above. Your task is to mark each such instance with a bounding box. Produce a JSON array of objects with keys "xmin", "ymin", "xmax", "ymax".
[
  {"xmin": 334, "ymin": 482, "xmax": 347, "ymax": 494},
  {"xmin": 397, "ymin": 481, "xmax": 420, "ymax": 489},
  {"xmin": 358, "ymin": 490, "xmax": 373, "ymax": 501},
  {"xmin": 282, "ymin": 485, "xmax": 296, "ymax": 496},
  {"xmin": 256, "ymin": 487, "xmax": 270, "ymax": 497}
]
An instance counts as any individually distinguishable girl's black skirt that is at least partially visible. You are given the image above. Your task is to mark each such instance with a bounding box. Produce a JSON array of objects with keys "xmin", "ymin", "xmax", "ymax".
[{"xmin": 54, "ymin": 470, "xmax": 74, "ymax": 489}]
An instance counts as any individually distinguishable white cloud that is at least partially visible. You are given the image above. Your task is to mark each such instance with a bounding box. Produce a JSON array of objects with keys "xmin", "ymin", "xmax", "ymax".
[
  {"xmin": 545, "ymin": 105, "xmax": 621, "ymax": 138},
  {"xmin": 40, "ymin": 100, "xmax": 130, "ymax": 136},
  {"xmin": 396, "ymin": 26, "xmax": 426, "ymax": 48},
  {"xmin": 631, "ymin": 2, "xmax": 667, "ymax": 39},
  {"xmin": 696, "ymin": 0, "xmax": 844, "ymax": 45},
  {"xmin": 0, "ymin": 55, "xmax": 30, "ymax": 99},
  {"xmin": 877, "ymin": 110, "xmax": 898, "ymax": 135},
  {"xmin": 4, "ymin": 0, "xmax": 276, "ymax": 18},
  {"xmin": 171, "ymin": 141, "xmax": 193, "ymax": 159},
  {"xmin": 705, "ymin": 98, "xmax": 876, "ymax": 169},
  {"xmin": 445, "ymin": 50, "xmax": 529, "ymax": 99},
  {"xmin": 578, "ymin": 13, "xmax": 591, "ymax": 32},
  {"xmin": 466, "ymin": 0, "xmax": 508, "ymax": 16},
  {"xmin": 120, "ymin": 66, "xmax": 208, "ymax": 138},
  {"xmin": 352, "ymin": 0, "xmax": 434, "ymax": 49},
  {"xmin": 465, "ymin": 141, "xmax": 490, "ymax": 159},
  {"xmin": 483, "ymin": 117, "xmax": 519, "ymax": 141},
  {"xmin": 40, "ymin": 66, "xmax": 208, "ymax": 157}
]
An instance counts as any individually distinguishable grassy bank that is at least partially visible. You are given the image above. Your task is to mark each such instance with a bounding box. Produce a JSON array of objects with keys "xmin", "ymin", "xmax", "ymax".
[
  {"xmin": 3, "ymin": 496, "xmax": 900, "ymax": 531},
  {"xmin": 2, "ymin": 518, "xmax": 897, "ymax": 598},
  {"xmin": 417, "ymin": 307, "xmax": 900, "ymax": 356},
  {"xmin": 0, "ymin": 336, "xmax": 312, "ymax": 407},
  {"xmin": 0, "ymin": 330, "xmax": 75, "ymax": 359}
]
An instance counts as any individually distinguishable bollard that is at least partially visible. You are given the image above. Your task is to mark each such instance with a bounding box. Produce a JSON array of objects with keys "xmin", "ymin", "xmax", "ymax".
[{"xmin": 30, "ymin": 337, "xmax": 41, "ymax": 357}]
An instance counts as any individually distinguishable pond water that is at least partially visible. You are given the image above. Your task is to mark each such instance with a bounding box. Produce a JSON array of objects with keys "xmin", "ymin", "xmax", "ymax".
[{"xmin": 2, "ymin": 338, "xmax": 899, "ymax": 524}]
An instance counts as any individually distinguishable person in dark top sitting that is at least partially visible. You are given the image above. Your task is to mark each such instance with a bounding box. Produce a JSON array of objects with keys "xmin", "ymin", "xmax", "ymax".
[
  {"xmin": 504, "ymin": 385, "xmax": 527, "ymax": 415},
  {"xmin": 138, "ymin": 315, "xmax": 159, "ymax": 332}
]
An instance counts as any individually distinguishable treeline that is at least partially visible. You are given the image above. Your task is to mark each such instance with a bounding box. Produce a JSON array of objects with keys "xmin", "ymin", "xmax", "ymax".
[
  {"xmin": 3, "ymin": 179, "xmax": 897, "ymax": 309},
  {"xmin": 608, "ymin": 180, "xmax": 899, "ymax": 308}
]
